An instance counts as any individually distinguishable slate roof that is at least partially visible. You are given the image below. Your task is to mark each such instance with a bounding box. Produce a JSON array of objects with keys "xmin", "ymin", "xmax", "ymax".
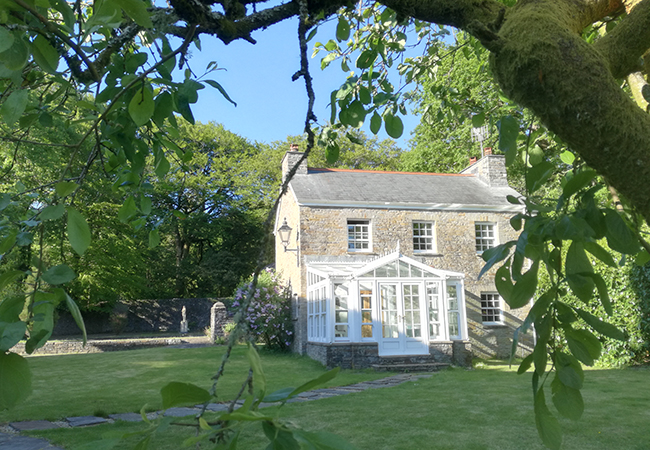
[{"xmin": 289, "ymin": 168, "xmax": 522, "ymax": 212}]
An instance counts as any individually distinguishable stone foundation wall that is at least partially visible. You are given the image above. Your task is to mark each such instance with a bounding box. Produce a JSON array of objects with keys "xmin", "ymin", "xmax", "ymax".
[{"xmin": 306, "ymin": 341, "xmax": 472, "ymax": 369}]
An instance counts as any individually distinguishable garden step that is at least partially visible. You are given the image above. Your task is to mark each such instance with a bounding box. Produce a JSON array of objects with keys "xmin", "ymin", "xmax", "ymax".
[{"xmin": 370, "ymin": 363, "xmax": 450, "ymax": 372}]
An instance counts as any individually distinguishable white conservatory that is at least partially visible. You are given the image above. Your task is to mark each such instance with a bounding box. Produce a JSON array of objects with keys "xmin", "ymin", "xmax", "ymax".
[{"xmin": 305, "ymin": 252, "xmax": 468, "ymax": 357}]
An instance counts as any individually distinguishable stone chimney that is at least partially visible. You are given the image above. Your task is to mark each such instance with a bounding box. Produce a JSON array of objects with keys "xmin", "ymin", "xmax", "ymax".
[
  {"xmin": 281, "ymin": 145, "xmax": 307, "ymax": 183},
  {"xmin": 460, "ymin": 153, "xmax": 508, "ymax": 187}
]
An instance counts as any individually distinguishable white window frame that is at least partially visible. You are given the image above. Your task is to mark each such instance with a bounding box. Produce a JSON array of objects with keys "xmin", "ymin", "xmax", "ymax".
[
  {"xmin": 347, "ymin": 219, "xmax": 371, "ymax": 252},
  {"xmin": 413, "ymin": 221, "xmax": 436, "ymax": 254},
  {"xmin": 475, "ymin": 222, "xmax": 497, "ymax": 253},
  {"xmin": 481, "ymin": 292, "xmax": 504, "ymax": 325}
]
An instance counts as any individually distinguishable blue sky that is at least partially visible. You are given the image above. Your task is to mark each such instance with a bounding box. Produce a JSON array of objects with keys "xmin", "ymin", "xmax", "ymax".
[{"xmin": 186, "ymin": 17, "xmax": 420, "ymax": 148}]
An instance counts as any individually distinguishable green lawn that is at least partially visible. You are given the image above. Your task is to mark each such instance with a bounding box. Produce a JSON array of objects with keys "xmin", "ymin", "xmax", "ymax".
[
  {"xmin": 0, "ymin": 345, "xmax": 390, "ymax": 422},
  {"xmin": 18, "ymin": 359, "xmax": 650, "ymax": 450}
]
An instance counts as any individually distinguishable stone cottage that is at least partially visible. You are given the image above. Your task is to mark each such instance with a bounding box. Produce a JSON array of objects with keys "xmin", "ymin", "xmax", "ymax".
[{"xmin": 274, "ymin": 149, "xmax": 532, "ymax": 368}]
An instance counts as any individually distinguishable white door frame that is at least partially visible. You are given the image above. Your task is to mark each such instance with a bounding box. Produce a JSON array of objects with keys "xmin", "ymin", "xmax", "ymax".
[{"xmin": 377, "ymin": 281, "xmax": 429, "ymax": 356}]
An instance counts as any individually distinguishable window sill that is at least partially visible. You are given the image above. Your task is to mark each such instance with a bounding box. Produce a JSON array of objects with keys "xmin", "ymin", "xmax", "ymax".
[
  {"xmin": 414, "ymin": 252, "xmax": 443, "ymax": 257},
  {"xmin": 482, "ymin": 323, "xmax": 507, "ymax": 328}
]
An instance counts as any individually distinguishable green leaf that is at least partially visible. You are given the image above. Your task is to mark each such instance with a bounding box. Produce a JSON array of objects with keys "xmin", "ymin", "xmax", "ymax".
[
  {"xmin": 325, "ymin": 143, "xmax": 340, "ymax": 164},
  {"xmin": 526, "ymin": 161, "xmax": 554, "ymax": 193},
  {"xmin": 0, "ymin": 193, "xmax": 11, "ymax": 211},
  {"xmin": 247, "ymin": 343, "xmax": 266, "ymax": 395},
  {"xmin": 635, "ymin": 250, "xmax": 650, "ymax": 266},
  {"xmin": 356, "ymin": 50, "xmax": 377, "ymax": 69},
  {"xmin": 55, "ymin": 181, "xmax": 78, "ymax": 197},
  {"xmin": 129, "ymin": 86, "xmax": 155, "ymax": 127},
  {"xmin": 0, "ymin": 28, "xmax": 14, "ymax": 53},
  {"xmin": 148, "ymin": 229, "xmax": 160, "ymax": 249},
  {"xmin": 588, "ymin": 272, "xmax": 612, "ymax": 315},
  {"xmin": 118, "ymin": 196, "xmax": 137, "ymax": 223},
  {"xmin": 555, "ymin": 352, "xmax": 583, "ymax": 390},
  {"xmin": 339, "ymin": 100, "xmax": 366, "ymax": 128},
  {"xmin": 573, "ymin": 308, "xmax": 627, "ymax": 341},
  {"xmin": 263, "ymin": 387, "xmax": 295, "ymax": 403},
  {"xmin": 384, "ymin": 112, "xmax": 403, "ymax": 138},
  {"xmin": 25, "ymin": 298, "xmax": 56, "ymax": 353},
  {"xmin": 289, "ymin": 367, "xmax": 340, "ymax": 398},
  {"xmin": 42, "ymin": 264, "xmax": 76, "ymax": 285},
  {"xmin": 560, "ymin": 151, "xmax": 575, "ymax": 165},
  {"xmin": 478, "ymin": 242, "xmax": 515, "ymax": 280},
  {"xmin": 0, "ymin": 352, "xmax": 32, "ymax": 410},
  {"xmin": 471, "ymin": 112, "xmax": 485, "ymax": 128},
  {"xmin": 140, "ymin": 196, "xmax": 152, "ymax": 215},
  {"xmin": 204, "ymin": 80, "xmax": 237, "ymax": 106},
  {"xmin": 0, "ymin": 270, "xmax": 25, "ymax": 292},
  {"xmin": 370, "ymin": 112, "xmax": 381, "ymax": 134},
  {"xmin": 0, "ymin": 321, "xmax": 27, "ymax": 352},
  {"xmin": 507, "ymin": 261, "xmax": 538, "ymax": 308},
  {"xmin": 604, "ymin": 209, "xmax": 639, "ymax": 254},
  {"xmin": 551, "ymin": 374, "xmax": 584, "ymax": 421},
  {"xmin": 517, "ymin": 353, "xmax": 533, "ymax": 374},
  {"xmin": 0, "ymin": 295, "xmax": 26, "ymax": 323},
  {"xmin": 566, "ymin": 242, "xmax": 594, "ymax": 302},
  {"xmin": 534, "ymin": 314, "xmax": 552, "ymax": 375},
  {"xmin": 0, "ymin": 89, "xmax": 28, "ymax": 126},
  {"xmin": 497, "ymin": 115, "xmax": 519, "ymax": 166},
  {"xmin": 155, "ymin": 154, "xmax": 170, "ymax": 177},
  {"xmin": 562, "ymin": 169, "xmax": 596, "ymax": 199},
  {"xmin": 160, "ymin": 381, "xmax": 211, "ymax": 409},
  {"xmin": 39, "ymin": 204, "xmax": 65, "ymax": 221},
  {"xmin": 336, "ymin": 17, "xmax": 351, "ymax": 42},
  {"xmin": 67, "ymin": 208, "xmax": 91, "ymax": 256},
  {"xmin": 494, "ymin": 263, "xmax": 514, "ymax": 302},
  {"xmin": 31, "ymin": 36, "xmax": 59, "ymax": 73},
  {"xmin": 583, "ymin": 241, "xmax": 617, "ymax": 268},
  {"xmin": 0, "ymin": 36, "xmax": 29, "ymax": 70},
  {"xmin": 64, "ymin": 291, "xmax": 87, "ymax": 345},
  {"xmin": 534, "ymin": 387, "xmax": 562, "ymax": 450},
  {"xmin": 294, "ymin": 430, "xmax": 360, "ymax": 450},
  {"xmin": 566, "ymin": 328, "xmax": 601, "ymax": 366},
  {"xmin": 113, "ymin": 0, "xmax": 153, "ymax": 28}
]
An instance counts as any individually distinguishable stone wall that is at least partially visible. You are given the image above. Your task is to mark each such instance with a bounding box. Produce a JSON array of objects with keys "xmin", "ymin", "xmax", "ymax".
[
  {"xmin": 52, "ymin": 298, "xmax": 225, "ymax": 336},
  {"xmin": 305, "ymin": 341, "xmax": 472, "ymax": 369}
]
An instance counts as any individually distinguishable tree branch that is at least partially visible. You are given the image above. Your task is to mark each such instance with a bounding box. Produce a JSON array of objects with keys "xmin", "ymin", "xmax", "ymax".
[{"xmin": 594, "ymin": 0, "xmax": 650, "ymax": 78}]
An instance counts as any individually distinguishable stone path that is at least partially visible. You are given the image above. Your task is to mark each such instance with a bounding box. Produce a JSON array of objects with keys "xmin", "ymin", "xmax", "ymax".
[{"xmin": 0, "ymin": 373, "xmax": 432, "ymax": 449}]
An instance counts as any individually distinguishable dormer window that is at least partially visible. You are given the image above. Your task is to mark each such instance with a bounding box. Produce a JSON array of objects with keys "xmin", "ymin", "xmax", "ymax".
[{"xmin": 347, "ymin": 219, "xmax": 370, "ymax": 252}]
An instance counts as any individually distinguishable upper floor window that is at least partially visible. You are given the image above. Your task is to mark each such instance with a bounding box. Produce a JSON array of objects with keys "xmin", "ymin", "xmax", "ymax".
[
  {"xmin": 348, "ymin": 220, "xmax": 370, "ymax": 252},
  {"xmin": 481, "ymin": 293, "xmax": 503, "ymax": 324},
  {"xmin": 475, "ymin": 222, "xmax": 496, "ymax": 253},
  {"xmin": 413, "ymin": 221, "xmax": 435, "ymax": 253}
]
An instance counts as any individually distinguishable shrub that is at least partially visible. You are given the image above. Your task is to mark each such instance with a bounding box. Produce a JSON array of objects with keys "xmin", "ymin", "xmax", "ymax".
[{"xmin": 233, "ymin": 269, "xmax": 293, "ymax": 351}]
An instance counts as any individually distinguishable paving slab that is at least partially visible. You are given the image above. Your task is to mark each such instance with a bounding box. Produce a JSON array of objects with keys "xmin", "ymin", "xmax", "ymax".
[
  {"xmin": 9, "ymin": 421, "xmax": 59, "ymax": 432},
  {"xmin": 109, "ymin": 413, "xmax": 144, "ymax": 422},
  {"xmin": 163, "ymin": 407, "xmax": 198, "ymax": 417},
  {"xmin": 204, "ymin": 403, "xmax": 229, "ymax": 412},
  {"xmin": 0, "ymin": 434, "xmax": 60, "ymax": 450},
  {"xmin": 66, "ymin": 416, "xmax": 108, "ymax": 427}
]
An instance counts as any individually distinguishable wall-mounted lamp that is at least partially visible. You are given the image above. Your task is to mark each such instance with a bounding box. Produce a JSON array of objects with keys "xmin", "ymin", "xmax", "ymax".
[{"xmin": 278, "ymin": 218, "xmax": 299, "ymax": 266}]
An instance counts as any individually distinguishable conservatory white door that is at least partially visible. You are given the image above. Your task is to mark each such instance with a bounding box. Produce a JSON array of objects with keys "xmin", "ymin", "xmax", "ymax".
[{"xmin": 378, "ymin": 282, "xmax": 429, "ymax": 356}]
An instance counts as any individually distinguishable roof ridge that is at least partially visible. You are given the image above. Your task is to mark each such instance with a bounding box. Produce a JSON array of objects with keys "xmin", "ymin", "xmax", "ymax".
[{"xmin": 307, "ymin": 167, "xmax": 474, "ymax": 177}]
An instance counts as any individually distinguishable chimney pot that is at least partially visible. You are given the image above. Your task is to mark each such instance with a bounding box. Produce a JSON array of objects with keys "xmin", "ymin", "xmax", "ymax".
[
  {"xmin": 483, "ymin": 147, "xmax": 492, "ymax": 156},
  {"xmin": 469, "ymin": 156, "xmax": 478, "ymax": 164},
  {"xmin": 290, "ymin": 143, "xmax": 299, "ymax": 151}
]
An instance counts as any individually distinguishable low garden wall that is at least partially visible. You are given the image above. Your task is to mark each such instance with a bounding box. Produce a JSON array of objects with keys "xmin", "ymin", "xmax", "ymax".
[{"xmin": 52, "ymin": 298, "xmax": 231, "ymax": 336}]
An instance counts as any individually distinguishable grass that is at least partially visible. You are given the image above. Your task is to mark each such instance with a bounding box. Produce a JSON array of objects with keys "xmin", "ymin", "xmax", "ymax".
[
  {"xmin": 0, "ymin": 345, "xmax": 389, "ymax": 423},
  {"xmin": 20, "ymin": 363, "xmax": 650, "ymax": 450}
]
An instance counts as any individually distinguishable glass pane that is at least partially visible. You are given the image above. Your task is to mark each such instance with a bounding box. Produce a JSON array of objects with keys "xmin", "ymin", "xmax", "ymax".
[
  {"xmin": 334, "ymin": 325, "xmax": 348, "ymax": 338},
  {"xmin": 361, "ymin": 324, "xmax": 373, "ymax": 338},
  {"xmin": 447, "ymin": 284, "xmax": 457, "ymax": 297},
  {"xmin": 335, "ymin": 311, "xmax": 348, "ymax": 323},
  {"xmin": 362, "ymin": 311, "xmax": 372, "ymax": 323},
  {"xmin": 385, "ymin": 261, "xmax": 398, "ymax": 277},
  {"xmin": 449, "ymin": 297, "xmax": 458, "ymax": 310},
  {"xmin": 449, "ymin": 311, "xmax": 459, "ymax": 337},
  {"xmin": 376, "ymin": 265, "xmax": 388, "ymax": 277},
  {"xmin": 429, "ymin": 322, "xmax": 439, "ymax": 338},
  {"xmin": 411, "ymin": 265, "xmax": 423, "ymax": 277},
  {"xmin": 335, "ymin": 296, "xmax": 348, "ymax": 310},
  {"xmin": 399, "ymin": 260, "xmax": 410, "ymax": 277}
]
